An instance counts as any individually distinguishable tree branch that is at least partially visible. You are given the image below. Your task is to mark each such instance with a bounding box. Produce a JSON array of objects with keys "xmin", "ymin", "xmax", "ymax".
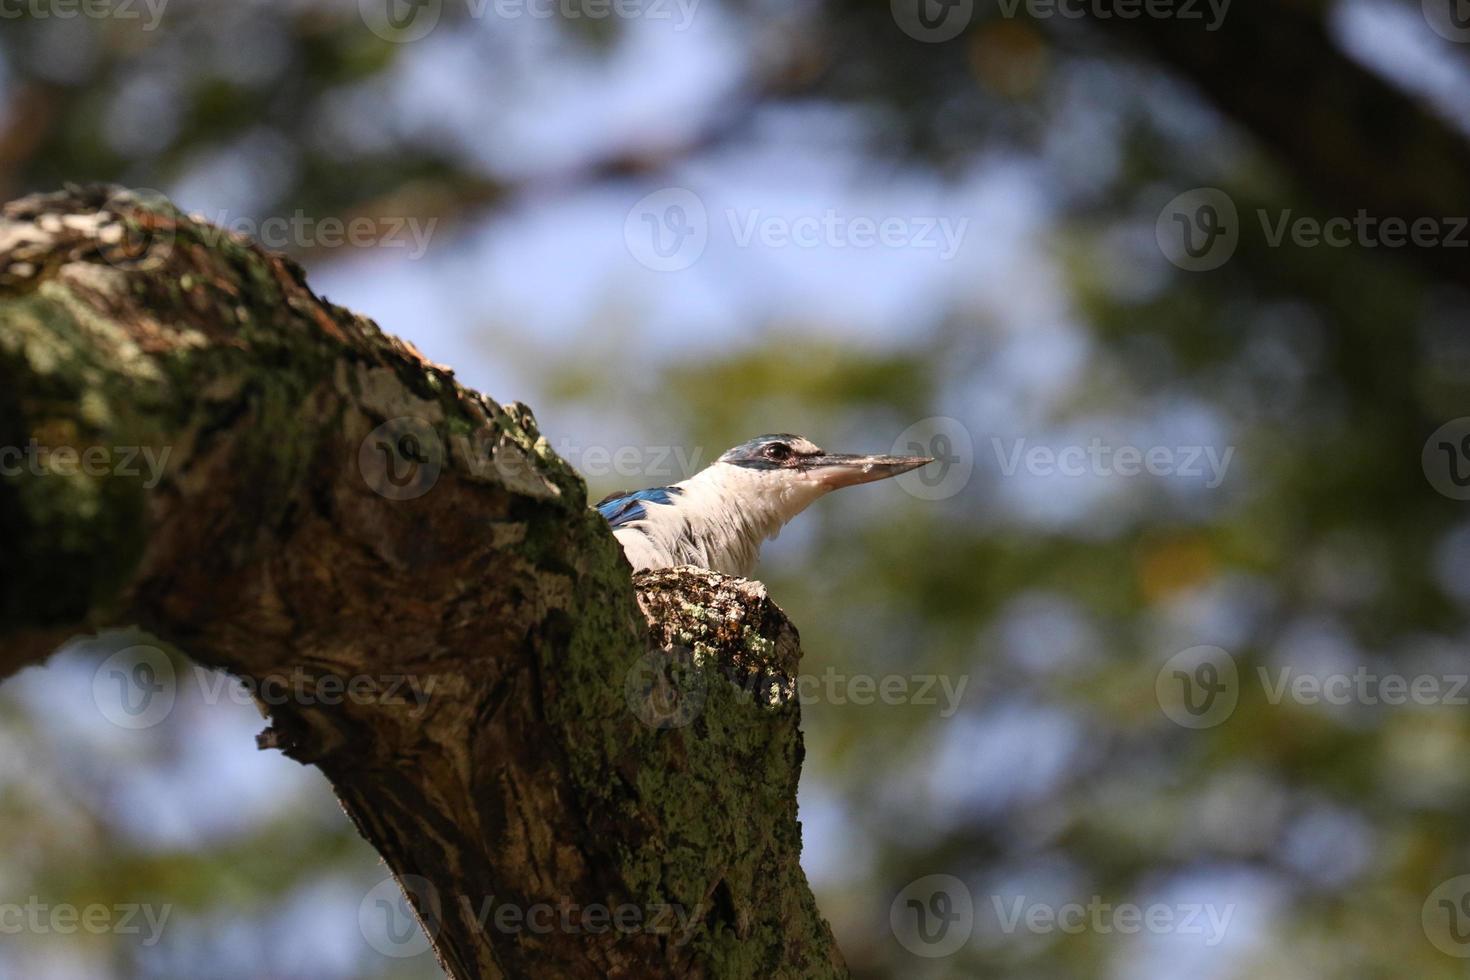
[
  {"xmin": 0, "ymin": 185, "xmax": 845, "ymax": 979},
  {"xmin": 1090, "ymin": 2, "xmax": 1470, "ymax": 288}
]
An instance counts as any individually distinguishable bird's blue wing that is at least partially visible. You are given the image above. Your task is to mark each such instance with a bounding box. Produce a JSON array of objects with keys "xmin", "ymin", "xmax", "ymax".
[{"xmin": 595, "ymin": 486, "xmax": 682, "ymax": 528}]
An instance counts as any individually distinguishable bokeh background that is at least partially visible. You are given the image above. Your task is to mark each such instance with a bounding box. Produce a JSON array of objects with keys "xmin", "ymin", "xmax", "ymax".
[{"xmin": 4, "ymin": 0, "xmax": 1470, "ymax": 977}]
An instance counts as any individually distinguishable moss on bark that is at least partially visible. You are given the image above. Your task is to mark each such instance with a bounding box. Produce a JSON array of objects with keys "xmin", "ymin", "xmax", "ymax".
[{"xmin": 0, "ymin": 185, "xmax": 847, "ymax": 980}]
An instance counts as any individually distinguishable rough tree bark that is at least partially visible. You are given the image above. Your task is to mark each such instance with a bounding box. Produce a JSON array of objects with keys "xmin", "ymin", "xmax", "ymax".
[{"xmin": 0, "ymin": 186, "xmax": 847, "ymax": 979}]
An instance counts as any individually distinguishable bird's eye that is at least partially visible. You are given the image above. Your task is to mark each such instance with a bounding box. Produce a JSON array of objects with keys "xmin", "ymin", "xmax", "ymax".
[{"xmin": 763, "ymin": 443, "xmax": 792, "ymax": 461}]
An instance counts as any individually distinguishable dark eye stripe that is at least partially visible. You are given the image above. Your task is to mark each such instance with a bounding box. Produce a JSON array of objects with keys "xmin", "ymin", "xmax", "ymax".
[{"xmin": 717, "ymin": 434, "xmax": 823, "ymax": 468}]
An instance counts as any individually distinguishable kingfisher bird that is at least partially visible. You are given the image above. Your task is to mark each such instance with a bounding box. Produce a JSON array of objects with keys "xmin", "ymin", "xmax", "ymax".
[{"xmin": 595, "ymin": 434, "xmax": 932, "ymax": 577}]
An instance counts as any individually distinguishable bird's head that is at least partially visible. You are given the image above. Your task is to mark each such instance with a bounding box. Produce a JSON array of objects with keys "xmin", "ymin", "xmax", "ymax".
[
  {"xmin": 711, "ymin": 434, "xmax": 932, "ymax": 517},
  {"xmin": 604, "ymin": 433, "xmax": 934, "ymax": 576}
]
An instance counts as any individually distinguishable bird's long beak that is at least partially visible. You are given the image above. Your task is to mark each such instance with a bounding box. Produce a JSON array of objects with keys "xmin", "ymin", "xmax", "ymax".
[{"xmin": 809, "ymin": 452, "xmax": 935, "ymax": 489}]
